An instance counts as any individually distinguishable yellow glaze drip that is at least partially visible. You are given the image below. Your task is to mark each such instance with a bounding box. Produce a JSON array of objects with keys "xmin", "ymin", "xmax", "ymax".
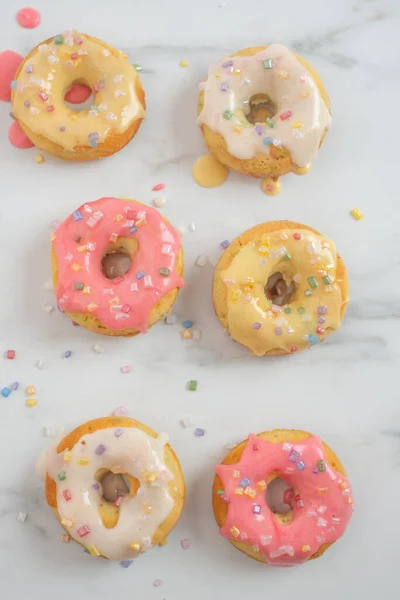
[
  {"xmin": 12, "ymin": 30, "xmax": 145, "ymax": 151},
  {"xmin": 220, "ymin": 229, "xmax": 345, "ymax": 355}
]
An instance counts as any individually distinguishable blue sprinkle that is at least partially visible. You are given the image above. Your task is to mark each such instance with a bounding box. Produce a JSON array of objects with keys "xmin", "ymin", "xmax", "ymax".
[
  {"xmin": 252, "ymin": 505, "xmax": 261, "ymax": 514},
  {"xmin": 239, "ymin": 477, "xmax": 250, "ymax": 488},
  {"xmin": 64, "ymin": 350, "xmax": 72, "ymax": 358},
  {"xmin": 308, "ymin": 334, "xmax": 319, "ymax": 345},
  {"xmin": 222, "ymin": 60, "xmax": 233, "ymax": 68},
  {"xmin": 288, "ymin": 449, "xmax": 300, "ymax": 462},
  {"xmin": 89, "ymin": 139, "xmax": 98, "ymax": 148},
  {"xmin": 12, "ymin": 382, "xmax": 19, "ymax": 391},
  {"xmin": 296, "ymin": 461, "xmax": 306, "ymax": 471},
  {"xmin": 1, "ymin": 387, "xmax": 11, "ymax": 398},
  {"xmin": 72, "ymin": 210, "xmax": 83, "ymax": 221},
  {"xmin": 195, "ymin": 428, "xmax": 205, "ymax": 437},
  {"xmin": 10, "ymin": 80, "xmax": 17, "ymax": 90},
  {"xmin": 262, "ymin": 137, "xmax": 274, "ymax": 146},
  {"xmin": 220, "ymin": 240, "xmax": 230, "ymax": 249},
  {"xmin": 130, "ymin": 226, "xmax": 138, "ymax": 233},
  {"xmin": 136, "ymin": 270, "xmax": 145, "ymax": 280},
  {"xmin": 182, "ymin": 320, "xmax": 193, "ymax": 329},
  {"xmin": 120, "ymin": 560, "xmax": 134, "ymax": 568}
]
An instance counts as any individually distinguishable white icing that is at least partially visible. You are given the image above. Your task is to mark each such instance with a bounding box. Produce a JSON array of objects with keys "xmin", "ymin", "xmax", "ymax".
[
  {"xmin": 197, "ymin": 45, "xmax": 331, "ymax": 167},
  {"xmin": 42, "ymin": 427, "xmax": 174, "ymax": 560}
]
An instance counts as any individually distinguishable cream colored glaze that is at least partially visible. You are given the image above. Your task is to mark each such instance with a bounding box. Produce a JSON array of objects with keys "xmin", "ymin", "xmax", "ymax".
[
  {"xmin": 41, "ymin": 427, "xmax": 174, "ymax": 561},
  {"xmin": 192, "ymin": 154, "xmax": 229, "ymax": 187},
  {"xmin": 220, "ymin": 229, "xmax": 346, "ymax": 355},
  {"xmin": 12, "ymin": 30, "xmax": 145, "ymax": 150},
  {"xmin": 197, "ymin": 45, "xmax": 331, "ymax": 167}
]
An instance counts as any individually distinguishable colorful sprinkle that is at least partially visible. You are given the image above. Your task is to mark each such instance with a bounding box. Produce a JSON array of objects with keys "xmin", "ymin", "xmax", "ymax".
[
  {"xmin": 188, "ymin": 380, "xmax": 197, "ymax": 391},
  {"xmin": 280, "ymin": 110, "xmax": 292, "ymax": 121},
  {"xmin": 220, "ymin": 82, "xmax": 229, "ymax": 91},
  {"xmin": 308, "ymin": 276, "xmax": 318, "ymax": 289},
  {"xmin": 195, "ymin": 428, "xmax": 205, "ymax": 437},
  {"xmin": 220, "ymin": 240, "xmax": 230, "ymax": 249},
  {"xmin": 63, "ymin": 490, "xmax": 72, "ymax": 502},
  {"xmin": 266, "ymin": 117, "xmax": 274, "ymax": 127},
  {"xmin": 152, "ymin": 183, "xmax": 165, "ymax": 192},
  {"xmin": 120, "ymin": 365, "xmax": 132, "ymax": 373},
  {"xmin": 262, "ymin": 137, "xmax": 274, "ymax": 146},
  {"xmin": 351, "ymin": 208, "xmax": 364, "ymax": 220},
  {"xmin": 159, "ymin": 267, "xmax": 171, "ymax": 276},
  {"xmin": 223, "ymin": 109, "xmax": 233, "ymax": 120},
  {"xmin": 114, "ymin": 428, "xmax": 123, "ymax": 437},
  {"xmin": 181, "ymin": 538, "xmax": 191, "ymax": 549},
  {"xmin": 1, "ymin": 387, "xmax": 11, "ymax": 398},
  {"xmin": 263, "ymin": 58, "xmax": 273, "ymax": 69},
  {"xmin": 222, "ymin": 60, "xmax": 233, "ymax": 68},
  {"xmin": 308, "ymin": 334, "xmax": 319, "ymax": 345},
  {"xmin": 120, "ymin": 560, "xmax": 134, "ymax": 568},
  {"xmin": 77, "ymin": 525, "xmax": 90, "ymax": 537}
]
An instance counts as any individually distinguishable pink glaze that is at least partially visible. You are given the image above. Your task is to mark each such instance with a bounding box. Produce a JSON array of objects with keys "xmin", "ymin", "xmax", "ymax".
[
  {"xmin": 0, "ymin": 50, "xmax": 23, "ymax": 101},
  {"xmin": 8, "ymin": 121, "xmax": 34, "ymax": 148},
  {"xmin": 216, "ymin": 434, "xmax": 354, "ymax": 566},
  {"xmin": 53, "ymin": 197, "xmax": 184, "ymax": 332},
  {"xmin": 64, "ymin": 83, "xmax": 92, "ymax": 104},
  {"xmin": 16, "ymin": 7, "xmax": 41, "ymax": 29}
]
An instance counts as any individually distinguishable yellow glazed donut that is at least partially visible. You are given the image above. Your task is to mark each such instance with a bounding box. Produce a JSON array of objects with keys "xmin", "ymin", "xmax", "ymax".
[
  {"xmin": 213, "ymin": 221, "xmax": 349, "ymax": 355},
  {"xmin": 51, "ymin": 197, "xmax": 184, "ymax": 337},
  {"xmin": 11, "ymin": 30, "xmax": 145, "ymax": 160},
  {"xmin": 197, "ymin": 45, "xmax": 331, "ymax": 181},
  {"xmin": 39, "ymin": 417, "xmax": 186, "ymax": 561},
  {"xmin": 213, "ymin": 429, "xmax": 354, "ymax": 566}
]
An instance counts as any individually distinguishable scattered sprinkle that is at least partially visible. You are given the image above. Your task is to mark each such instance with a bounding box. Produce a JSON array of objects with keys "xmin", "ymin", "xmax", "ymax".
[
  {"xmin": 36, "ymin": 359, "xmax": 46, "ymax": 369},
  {"xmin": 120, "ymin": 560, "xmax": 134, "ymax": 568},
  {"xmin": 43, "ymin": 302, "xmax": 54, "ymax": 313},
  {"xmin": 182, "ymin": 320, "xmax": 193, "ymax": 329},
  {"xmin": 195, "ymin": 254, "xmax": 208, "ymax": 267},
  {"xmin": 63, "ymin": 350, "xmax": 72, "ymax": 359},
  {"xmin": 60, "ymin": 534, "xmax": 70, "ymax": 543},
  {"xmin": 351, "ymin": 208, "xmax": 364, "ymax": 220},
  {"xmin": 120, "ymin": 365, "xmax": 132, "ymax": 374},
  {"xmin": 220, "ymin": 240, "xmax": 230, "ymax": 249},
  {"xmin": 188, "ymin": 380, "xmax": 197, "ymax": 391},
  {"xmin": 35, "ymin": 153, "xmax": 44, "ymax": 164},
  {"xmin": 6, "ymin": 350, "xmax": 16, "ymax": 359},
  {"xmin": 12, "ymin": 382, "xmax": 19, "ymax": 391},
  {"xmin": 181, "ymin": 538, "xmax": 191, "ymax": 549},
  {"xmin": 191, "ymin": 328, "xmax": 201, "ymax": 341},
  {"xmin": 16, "ymin": 512, "xmax": 27, "ymax": 522},
  {"xmin": 188, "ymin": 222, "xmax": 196, "ymax": 232},
  {"xmin": 93, "ymin": 343, "xmax": 106, "ymax": 354},
  {"xmin": 195, "ymin": 428, "xmax": 205, "ymax": 437},
  {"xmin": 179, "ymin": 59, "xmax": 189, "ymax": 67},
  {"xmin": 180, "ymin": 416, "xmax": 192, "ymax": 428},
  {"xmin": 181, "ymin": 329, "xmax": 192, "ymax": 340},
  {"xmin": 165, "ymin": 313, "xmax": 177, "ymax": 325},
  {"xmin": 152, "ymin": 183, "xmax": 165, "ymax": 192},
  {"xmin": 152, "ymin": 196, "xmax": 166, "ymax": 208},
  {"xmin": 112, "ymin": 406, "xmax": 126, "ymax": 417},
  {"xmin": 1, "ymin": 387, "xmax": 11, "ymax": 398},
  {"xmin": 26, "ymin": 385, "xmax": 35, "ymax": 395},
  {"xmin": 153, "ymin": 580, "xmax": 163, "ymax": 587},
  {"xmin": 26, "ymin": 398, "xmax": 37, "ymax": 407}
]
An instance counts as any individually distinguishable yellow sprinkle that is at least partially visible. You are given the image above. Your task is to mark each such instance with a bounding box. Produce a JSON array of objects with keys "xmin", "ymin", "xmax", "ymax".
[
  {"xmin": 77, "ymin": 245, "xmax": 87, "ymax": 253},
  {"xmin": 26, "ymin": 398, "xmax": 37, "ymax": 407},
  {"xmin": 159, "ymin": 537, "xmax": 168, "ymax": 547},
  {"xmin": 136, "ymin": 218, "xmax": 146, "ymax": 227},
  {"xmin": 215, "ymin": 73, "xmax": 221, "ymax": 78},
  {"xmin": 179, "ymin": 59, "xmax": 189, "ymax": 68},
  {"xmin": 26, "ymin": 385, "xmax": 36, "ymax": 395},
  {"xmin": 233, "ymin": 470, "xmax": 240, "ymax": 479},
  {"xmin": 261, "ymin": 234, "xmax": 271, "ymax": 244},
  {"xmin": 87, "ymin": 545, "xmax": 100, "ymax": 556},
  {"xmin": 71, "ymin": 263, "xmax": 81, "ymax": 271},
  {"xmin": 130, "ymin": 541, "xmax": 141, "ymax": 551},
  {"xmin": 351, "ymin": 208, "xmax": 364, "ymax": 220},
  {"xmin": 61, "ymin": 517, "xmax": 74, "ymax": 527},
  {"xmin": 108, "ymin": 296, "xmax": 120, "ymax": 306},
  {"xmin": 83, "ymin": 286, "xmax": 91, "ymax": 295},
  {"xmin": 292, "ymin": 121, "xmax": 303, "ymax": 129},
  {"xmin": 339, "ymin": 481, "xmax": 348, "ymax": 490},
  {"xmin": 181, "ymin": 329, "xmax": 192, "ymax": 340},
  {"xmin": 301, "ymin": 544, "xmax": 311, "ymax": 552},
  {"xmin": 257, "ymin": 480, "xmax": 267, "ymax": 491},
  {"xmin": 35, "ymin": 153, "xmax": 44, "ymax": 164},
  {"xmin": 144, "ymin": 504, "xmax": 152, "ymax": 514},
  {"xmin": 60, "ymin": 534, "xmax": 70, "ymax": 543},
  {"xmin": 63, "ymin": 451, "xmax": 72, "ymax": 462},
  {"xmin": 110, "ymin": 233, "xmax": 118, "ymax": 242},
  {"xmin": 230, "ymin": 526, "xmax": 240, "ymax": 538},
  {"xmin": 244, "ymin": 486, "xmax": 257, "ymax": 499},
  {"xmin": 50, "ymin": 232, "xmax": 56, "ymax": 242},
  {"xmin": 113, "ymin": 214, "xmax": 124, "ymax": 222},
  {"xmin": 87, "ymin": 303, "xmax": 98, "ymax": 312},
  {"xmin": 145, "ymin": 472, "xmax": 157, "ymax": 483},
  {"xmin": 348, "ymin": 497, "xmax": 354, "ymax": 504},
  {"xmin": 277, "ymin": 69, "xmax": 289, "ymax": 80},
  {"xmin": 231, "ymin": 289, "xmax": 242, "ymax": 302},
  {"xmin": 235, "ymin": 487, "xmax": 244, "ymax": 496},
  {"xmin": 234, "ymin": 126, "xmax": 242, "ymax": 134},
  {"xmin": 258, "ymin": 245, "xmax": 270, "ymax": 255},
  {"xmin": 317, "ymin": 487, "xmax": 328, "ymax": 495},
  {"xmin": 234, "ymin": 68, "xmax": 241, "ymax": 75},
  {"xmin": 78, "ymin": 457, "xmax": 89, "ymax": 466}
]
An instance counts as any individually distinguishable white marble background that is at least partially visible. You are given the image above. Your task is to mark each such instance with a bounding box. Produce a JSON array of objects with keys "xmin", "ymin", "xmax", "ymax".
[{"xmin": 0, "ymin": 0, "xmax": 398, "ymax": 597}]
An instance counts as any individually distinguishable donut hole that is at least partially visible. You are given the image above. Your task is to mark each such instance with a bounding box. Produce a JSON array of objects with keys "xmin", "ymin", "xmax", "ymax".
[
  {"xmin": 100, "ymin": 471, "xmax": 131, "ymax": 503},
  {"xmin": 247, "ymin": 93, "xmax": 277, "ymax": 124},
  {"xmin": 265, "ymin": 271, "xmax": 295, "ymax": 306},
  {"xmin": 101, "ymin": 237, "xmax": 138, "ymax": 280},
  {"xmin": 64, "ymin": 80, "xmax": 94, "ymax": 111},
  {"xmin": 266, "ymin": 477, "xmax": 293, "ymax": 517}
]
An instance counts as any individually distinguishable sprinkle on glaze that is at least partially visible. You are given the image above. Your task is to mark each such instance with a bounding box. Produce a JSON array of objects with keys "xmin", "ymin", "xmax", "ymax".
[
  {"xmin": 197, "ymin": 45, "xmax": 331, "ymax": 167},
  {"xmin": 52, "ymin": 197, "xmax": 184, "ymax": 332},
  {"xmin": 11, "ymin": 30, "xmax": 145, "ymax": 150},
  {"xmin": 220, "ymin": 229, "xmax": 347, "ymax": 355},
  {"xmin": 42, "ymin": 427, "xmax": 174, "ymax": 561},
  {"xmin": 216, "ymin": 434, "xmax": 354, "ymax": 566}
]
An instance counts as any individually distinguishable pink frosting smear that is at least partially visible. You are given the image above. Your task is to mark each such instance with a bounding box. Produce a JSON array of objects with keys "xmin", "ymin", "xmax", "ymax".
[
  {"xmin": 216, "ymin": 434, "xmax": 354, "ymax": 566},
  {"xmin": 16, "ymin": 7, "xmax": 41, "ymax": 29},
  {"xmin": 53, "ymin": 197, "xmax": 184, "ymax": 332},
  {"xmin": 0, "ymin": 50, "xmax": 23, "ymax": 101},
  {"xmin": 8, "ymin": 121, "xmax": 34, "ymax": 148}
]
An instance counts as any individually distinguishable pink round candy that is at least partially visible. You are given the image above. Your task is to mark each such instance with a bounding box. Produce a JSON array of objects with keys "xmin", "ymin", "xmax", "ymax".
[
  {"xmin": 0, "ymin": 50, "xmax": 23, "ymax": 101},
  {"xmin": 8, "ymin": 121, "xmax": 34, "ymax": 149},
  {"xmin": 16, "ymin": 7, "xmax": 41, "ymax": 29}
]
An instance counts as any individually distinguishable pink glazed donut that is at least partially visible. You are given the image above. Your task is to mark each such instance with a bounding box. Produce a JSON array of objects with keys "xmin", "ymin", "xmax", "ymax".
[
  {"xmin": 51, "ymin": 197, "xmax": 184, "ymax": 336},
  {"xmin": 213, "ymin": 430, "xmax": 354, "ymax": 566}
]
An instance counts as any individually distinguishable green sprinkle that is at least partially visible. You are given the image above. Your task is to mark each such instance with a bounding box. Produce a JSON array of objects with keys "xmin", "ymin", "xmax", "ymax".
[
  {"xmin": 223, "ymin": 109, "xmax": 233, "ymax": 120},
  {"xmin": 297, "ymin": 307, "xmax": 305, "ymax": 314},
  {"xmin": 217, "ymin": 490, "xmax": 225, "ymax": 495},
  {"xmin": 188, "ymin": 380, "xmax": 197, "ymax": 391},
  {"xmin": 132, "ymin": 63, "xmax": 142, "ymax": 72},
  {"xmin": 74, "ymin": 282, "xmax": 84, "ymax": 290},
  {"xmin": 284, "ymin": 307, "xmax": 292, "ymax": 314},
  {"xmin": 308, "ymin": 276, "xmax": 318, "ymax": 289},
  {"xmin": 54, "ymin": 35, "xmax": 64, "ymax": 45},
  {"xmin": 317, "ymin": 460, "xmax": 326, "ymax": 472},
  {"xmin": 263, "ymin": 58, "xmax": 273, "ymax": 69},
  {"xmin": 323, "ymin": 275, "xmax": 333, "ymax": 285},
  {"xmin": 266, "ymin": 117, "xmax": 274, "ymax": 128},
  {"xmin": 283, "ymin": 253, "xmax": 291, "ymax": 261},
  {"xmin": 304, "ymin": 289, "xmax": 312, "ymax": 296},
  {"xmin": 160, "ymin": 267, "xmax": 171, "ymax": 276},
  {"xmin": 58, "ymin": 471, "xmax": 67, "ymax": 481}
]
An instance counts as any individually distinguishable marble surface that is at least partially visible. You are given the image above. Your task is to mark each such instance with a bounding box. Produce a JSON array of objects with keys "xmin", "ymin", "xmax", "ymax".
[{"xmin": 0, "ymin": 0, "xmax": 398, "ymax": 597}]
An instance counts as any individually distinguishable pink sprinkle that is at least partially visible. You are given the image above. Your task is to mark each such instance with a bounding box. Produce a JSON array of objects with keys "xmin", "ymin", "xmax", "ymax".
[
  {"xmin": 126, "ymin": 209, "xmax": 136, "ymax": 219},
  {"xmin": 152, "ymin": 183, "xmax": 165, "ymax": 192},
  {"xmin": 16, "ymin": 7, "xmax": 41, "ymax": 29},
  {"xmin": 46, "ymin": 105, "xmax": 55, "ymax": 112},
  {"xmin": 290, "ymin": 346, "xmax": 298, "ymax": 353},
  {"xmin": 153, "ymin": 580, "xmax": 163, "ymax": 588},
  {"xmin": 77, "ymin": 525, "xmax": 90, "ymax": 537},
  {"xmin": 316, "ymin": 327, "xmax": 325, "ymax": 335},
  {"xmin": 38, "ymin": 92, "xmax": 48, "ymax": 101},
  {"xmin": 221, "ymin": 493, "xmax": 230, "ymax": 503},
  {"xmin": 71, "ymin": 53, "xmax": 78, "ymax": 60},
  {"xmin": 120, "ymin": 365, "xmax": 132, "ymax": 373},
  {"xmin": 63, "ymin": 490, "xmax": 72, "ymax": 501},
  {"xmin": 114, "ymin": 495, "xmax": 124, "ymax": 507},
  {"xmin": 280, "ymin": 110, "xmax": 292, "ymax": 121},
  {"xmin": 293, "ymin": 233, "xmax": 301, "ymax": 240},
  {"xmin": 180, "ymin": 538, "xmax": 191, "ymax": 550},
  {"xmin": 121, "ymin": 304, "xmax": 131, "ymax": 313},
  {"xmin": 112, "ymin": 406, "xmax": 127, "ymax": 417}
]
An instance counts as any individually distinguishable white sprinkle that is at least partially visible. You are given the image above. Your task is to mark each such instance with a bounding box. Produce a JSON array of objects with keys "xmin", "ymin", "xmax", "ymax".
[
  {"xmin": 36, "ymin": 359, "xmax": 46, "ymax": 369},
  {"xmin": 191, "ymin": 328, "xmax": 201, "ymax": 341},
  {"xmin": 161, "ymin": 244, "xmax": 172, "ymax": 255},
  {"xmin": 114, "ymin": 74, "xmax": 123, "ymax": 83},
  {"xmin": 17, "ymin": 512, "xmax": 27, "ymax": 522},
  {"xmin": 93, "ymin": 344, "xmax": 106, "ymax": 354},
  {"xmin": 165, "ymin": 313, "xmax": 176, "ymax": 325},
  {"xmin": 38, "ymin": 44, "xmax": 48, "ymax": 52},
  {"xmin": 48, "ymin": 55, "xmax": 59, "ymax": 64},
  {"xmin": 144, "ymin": 275, "xmax": 153, "ymax": 288},
  {"xmin": 180, "ymin": 416, "xmax": 192, "ymax": 428},
  {"xmin": 188, "ymin": 222, "xmax": 196, "ymax": 232},
  {"xmin": 112, "ymin": 406, "xmax": 127, "ymax": 417},
  {"xmin": 43, "ymin": 302, "xmax": 54, "ymax": 313},
  {"xmin": 114, "ymin": 89, "xmax": 126, "ymax": 98},
  {"xmin": 152, "ymin": 196, "xmax": 166, "ymax": 208},
  {"xmin": 120, "ymin": 365, "xmax": 132, "ymax": 373},
  {"xmin": 153, "ymin": 580, "xmax": 163, "ymax": 588},
  {"xmin": 102, "ymin": 49, "xmax": 111, "ymax": 57},
  {"xmin": 195, "ymin": 254, "xmax": 208, "ymax": 267},
  {"xmin": 43, "ymin": 425, "xmax": 64, "ymax": 437}
]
